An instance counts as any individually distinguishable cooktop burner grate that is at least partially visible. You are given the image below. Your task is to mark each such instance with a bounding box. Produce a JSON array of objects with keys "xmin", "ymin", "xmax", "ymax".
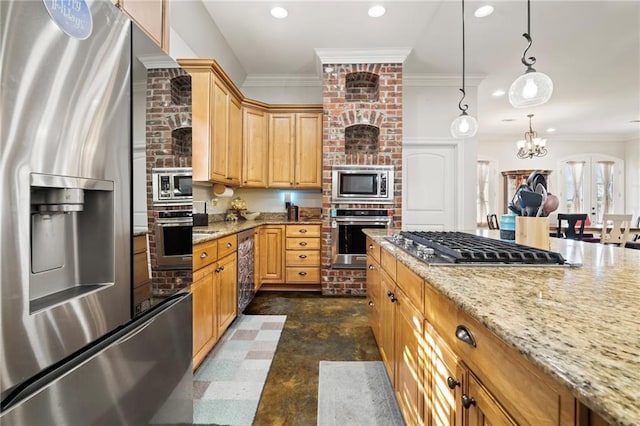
[{"xmin": 398, "ymin": 231, "xmax": 566, "ymax": 265}]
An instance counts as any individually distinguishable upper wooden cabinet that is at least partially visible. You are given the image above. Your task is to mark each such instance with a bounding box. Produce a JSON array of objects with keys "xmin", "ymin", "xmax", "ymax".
[
  {"xmin": 178, "ymin": 60, "xmax": 243, "ymax": 184},
  {"xmin": 268, "ymin": 112, "xmax": 322, "ymax": 189},
  {"xmin": 242, "ymin": 104, "xmax": 269, "ymax": 187},
  {"xmin": 117, "ymin": 0, "xmax": 169, "ymax": 53}
]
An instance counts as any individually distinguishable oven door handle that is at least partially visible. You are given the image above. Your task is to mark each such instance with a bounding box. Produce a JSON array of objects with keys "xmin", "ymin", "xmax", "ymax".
[
  {"xmin": 334, "ymin": 219, "xmax": 390, "ymax": 226},
  {"xmin": 156, "ymin": 220, "xmax": 193, "ymax": 226}
]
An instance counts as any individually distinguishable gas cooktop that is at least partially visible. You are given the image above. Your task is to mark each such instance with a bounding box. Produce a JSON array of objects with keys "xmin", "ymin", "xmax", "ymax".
[{"xmin": 386, "ymin": 231, "xmax": 570, "ymax": 267}]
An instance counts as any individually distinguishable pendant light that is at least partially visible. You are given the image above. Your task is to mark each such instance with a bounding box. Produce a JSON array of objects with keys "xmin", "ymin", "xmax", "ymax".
[
  {"xmin": 508, "ymin": 0, "xmax": 553, "ymax": 108},
  {"xmin": 450, "ymin": 0, "xmax": 478, "ymax": 139}
]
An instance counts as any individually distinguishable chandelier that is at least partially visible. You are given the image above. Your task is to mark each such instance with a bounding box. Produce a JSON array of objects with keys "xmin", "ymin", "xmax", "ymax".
[{"xmin": 516, "ymin": 114, "xmax": 547, "ymax": 159}]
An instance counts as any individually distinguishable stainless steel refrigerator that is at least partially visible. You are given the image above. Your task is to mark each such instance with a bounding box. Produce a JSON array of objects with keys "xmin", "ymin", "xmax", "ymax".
[{"xmin": 0, "ymin": 0, "xmax": 192, "ymax": 424}]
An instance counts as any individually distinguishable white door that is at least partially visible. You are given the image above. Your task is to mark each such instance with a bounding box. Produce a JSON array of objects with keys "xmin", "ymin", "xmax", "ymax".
[
  {"xmin": 403, "ymin": 145, "xmax": 457, "ymax": 231},
  {"xmin": 557, "ymin": 154, "xmax": 624, "ymax": 225}
]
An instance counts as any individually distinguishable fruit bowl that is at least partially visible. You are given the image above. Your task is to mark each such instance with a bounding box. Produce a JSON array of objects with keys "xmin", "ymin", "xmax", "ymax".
[{"xmin": 241, "ymin": 211, "xmax": 260, "ymax": 221}]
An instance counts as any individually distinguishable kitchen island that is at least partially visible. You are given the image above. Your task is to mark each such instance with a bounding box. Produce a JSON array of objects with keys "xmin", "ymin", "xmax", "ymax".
[{"xmin": 364, "ymin": 228, "xmax": 640, "ymax": 425}]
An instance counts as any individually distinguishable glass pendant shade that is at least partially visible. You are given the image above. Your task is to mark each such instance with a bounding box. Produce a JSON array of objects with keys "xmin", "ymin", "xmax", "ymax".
[
  {"xmin": 450, "ymin": 112, "xmax": 478, "ymax": 138},
  {"xmin": 509, "ymin": 69, "xmax": 553, "ymax": 108}
]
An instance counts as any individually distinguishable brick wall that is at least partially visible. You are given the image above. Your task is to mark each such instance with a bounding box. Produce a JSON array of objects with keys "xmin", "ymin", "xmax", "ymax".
[
  {"xmin": 321, "ymin": 63, "xmax": 403, "ymax": 296},
  {"xmin": 145, "ymin": 68, "xmax": 193, "ymax": 297}
]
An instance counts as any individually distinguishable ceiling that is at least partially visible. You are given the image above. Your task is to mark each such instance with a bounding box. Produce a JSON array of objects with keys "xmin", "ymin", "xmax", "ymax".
[{"xmin": 200, "ymin": 0, "xmax": 640, "ymax": 138}]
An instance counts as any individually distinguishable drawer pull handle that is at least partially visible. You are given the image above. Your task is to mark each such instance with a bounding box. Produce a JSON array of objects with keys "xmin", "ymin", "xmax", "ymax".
[
  {"xmin": 299, "ymin": 229, "xmax": 307, "ymax": 233},
  {"xmin": 368, "ymin": 264, "xmax": 375, "ymax": 270},
  {"xmin": 461, "ymin": 395, "xmax": 476, "ymax": 409},
  {"xmin": 226, "ymin": 242, "xmax": 233, "ymax": 248},
  {"xmin": 368, "ymin": 300, "xmax": 374, "ymax": 307},
  {"xmin": 368, "ymin": 244, "xmax": 374, "ymax": 249},
  {"xmin": 455, "ymin": 325, "xmax": 477, "ymax": 347},
  {"xmin": 200, "ymin": 252, "xmax": 208, "ymax": 259},
  {"xmin": 447, "ymin": 377, "xmax": 460, "ymax": 389},
  {"xmin": 299, "ymin": 241, "xmax": 307, "ymax": 246},
  {"xmin": 299, "ymin": 254, "xmax": 307, "ymax": 259},
  {"xmin": 298, "ymin": 271, "xmax": 307, "ymax": 276}
]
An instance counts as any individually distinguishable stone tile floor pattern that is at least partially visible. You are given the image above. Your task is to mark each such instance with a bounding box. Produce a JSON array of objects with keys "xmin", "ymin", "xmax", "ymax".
[{"xmin": 193, "ymin": 314, "xmax": 286, "ymax": 425}]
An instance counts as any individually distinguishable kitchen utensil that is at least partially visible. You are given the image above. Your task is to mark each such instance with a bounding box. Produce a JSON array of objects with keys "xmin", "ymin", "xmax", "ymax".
[
  {"xmin": 527, "ymin": 171, "xmax": 547, "ymax": 192},
  {"xmin": 519, "ymin": 191, "xmax": 543, "ymax": 217},
  {"xmin": 543, "ymin": 193, "xmax": 559, "ymax": 215},
  {"xmin": 535, "ymin": 183, "xmax": 547, "ymax": 216}
]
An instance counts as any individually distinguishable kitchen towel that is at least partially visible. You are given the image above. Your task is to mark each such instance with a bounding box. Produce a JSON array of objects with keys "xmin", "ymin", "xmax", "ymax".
[{"xmin": 317, "ymin": 361, "xmax": 405, "ymax": 426}]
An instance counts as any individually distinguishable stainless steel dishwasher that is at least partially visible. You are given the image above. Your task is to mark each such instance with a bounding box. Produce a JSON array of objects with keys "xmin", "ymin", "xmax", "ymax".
[{"xmin": 237, "ymin": 228, "xmax": 256, "ymax": 312}]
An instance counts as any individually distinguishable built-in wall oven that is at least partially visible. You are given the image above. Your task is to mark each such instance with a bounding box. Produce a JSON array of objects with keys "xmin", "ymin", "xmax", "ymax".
[
  {"xmin": 331, "ymin": 209, "xmax": 393, "ymax": 269},
  {"xmin": 155, "ymin": 210, "xmax": 192, "ymax": 270}
]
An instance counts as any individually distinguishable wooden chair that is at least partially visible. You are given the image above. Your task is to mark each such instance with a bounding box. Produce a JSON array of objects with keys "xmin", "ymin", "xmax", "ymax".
[
  {"xmin": 601, "ymin": 214, "xmax": 632, "ymax": 246},
  {"xmin": 487, "ymin": 214, "xmax": 500, "ymax": 230},
  {"xmin": 556, "ymin": 213, "xmax": 588, "ymax": 240}
]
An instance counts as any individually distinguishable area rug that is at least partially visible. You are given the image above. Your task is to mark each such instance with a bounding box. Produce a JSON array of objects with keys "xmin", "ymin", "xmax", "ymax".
[
  {"xmin": 193, "ymin": 314, "xmax": 286, "ymax": 425},
  {"xmin": 317, "ymin": 361, "xmax": 405, "ymax": 426}
]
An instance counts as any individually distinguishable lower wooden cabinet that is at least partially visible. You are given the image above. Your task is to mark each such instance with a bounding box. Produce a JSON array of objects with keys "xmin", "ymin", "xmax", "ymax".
[
  {"xmin": 464, "ymin": 371, "xmax": 516, "ymax": 426},
  {"xmin": 257, "ymin": 225, "xmax": 285, "ymax": 284},
  {"xmin": 132, "ymin": 234, "xmax": 150, "ymax": 314},
  {"xmin": 192, "ymin": 236, "xmax": 238, "ymax": 370}
]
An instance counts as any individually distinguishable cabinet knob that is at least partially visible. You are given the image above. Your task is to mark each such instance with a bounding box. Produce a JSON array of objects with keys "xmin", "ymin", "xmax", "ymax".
[
  {"xmin": 368, "ymin": 300, "xmax": 375, "ymax": 307},
  {"xmin": 219, "ymin": 265, "xmax": 225, "ymax": 271},
  {"xmin": 299, "ymin": 229, "xmax": 307, "ymax": 233},
  {"xmin": 387, "ymin": 290, "xmax": 392, "ymax": 296},
  {"xmin": 461, "ymin": 394, "xmax": 476, "ymax": 409},
  {"xmin": 368, "ymin": 264, "xmax": 375, "ymax": 270},
  {"xmin": 368, "ymin": 244, "xmax": 374, "ymax": 249},
  {"xmin": 299, "ymin": 254, "xmax": 307, "ymax": 259},
  {"xmin": 388, "ymin": 292, "xmax": 397, "ymax": 302},
  {"xmin": 298, "ymin": 271, "xmax": 307, "ymax": 276},
  {"xmin": 215, "ymin": 267, "xmax": 221, "ymax": 273},
  {"xmin": 227, "ymin": 177, "xmax": 232, "ymax": 180},
  {"xmin": 226, "ymin": 242, "xmax": 233, "ymax": 248},
  {"xmin": 455, "ymin": 325, "xmax": 477, "ymax": 347},
  {"xmin": 299, "ymin": 241, "xmax": 307, "ymax": 246},
  {"xmin": 447, "ymin": 377, "xmax": 460, "ymax": 389},
  {"xmin": 200, "ymin": 252, "xmax": 208, "ymax": 259}
]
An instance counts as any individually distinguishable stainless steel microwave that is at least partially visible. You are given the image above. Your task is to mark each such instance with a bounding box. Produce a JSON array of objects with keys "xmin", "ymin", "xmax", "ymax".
[
  {"xmin": 331, "ymin": 165, "xmax": 394, "ymax": 204},
  {"xmin": 151, "ymin": 167, "xmax": 192, "ymax": 206}
]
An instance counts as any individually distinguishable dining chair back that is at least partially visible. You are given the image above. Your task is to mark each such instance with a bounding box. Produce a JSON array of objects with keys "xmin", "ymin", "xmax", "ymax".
[
  {"xmin": 556, "ymin": 213, "xmax": 588, "ymax": 240},
  {"xmin": 601, "ymin": 214, "xmax": 632, "ymax": 246},
  {"xmin": 487, "ymin": 214, "xmax": 500, "ymax": 230}
]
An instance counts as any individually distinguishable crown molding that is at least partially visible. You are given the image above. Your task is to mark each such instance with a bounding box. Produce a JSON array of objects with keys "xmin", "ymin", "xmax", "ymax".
[
  {"xmin": 403, "ymin": 73, "xmax": 486, "ymax": 87},
  {"xmin": 136, "ymin": 54, "xmax": 179, "ymax": 69},
  {"xmin": 242, "ymin": 74, "xmax": 322, "ymax": 87},
  {"xmin": 315, "ymin": 47, "xmax": 412, "ymax": 65}
]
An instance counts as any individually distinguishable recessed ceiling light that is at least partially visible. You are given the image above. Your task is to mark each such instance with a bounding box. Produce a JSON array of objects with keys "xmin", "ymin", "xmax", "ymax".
[
  {"xmin": 368, "ymin": 5, "xmax": 386, "ymax": 18},
  {"xmin": 546, "ymin": 127, "xmax": 556, "ymax": 133},
  {"xmin": 492, "ymin": 89, "xmax": 505, "ymax": 97},
  {"xmin": 270, "ymin": 6, "xmax": 288, "ymax": 19},
  {"xmin": 474, "ymin": 5, "xmax": 494, "ymax": 18},
  {"xmin": 501, "ymin": 118, "xmax": 516, "ymax": 122}
]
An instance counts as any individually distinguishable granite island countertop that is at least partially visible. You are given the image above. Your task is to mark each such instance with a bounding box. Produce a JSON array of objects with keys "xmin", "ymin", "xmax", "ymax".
[
  {"xmin": 363, "ymin": 228, "xmax": 640, "ymax": 426},
  {"xmin": 193, "ymin": 219, "xmax": 322, "ymax": 244}
]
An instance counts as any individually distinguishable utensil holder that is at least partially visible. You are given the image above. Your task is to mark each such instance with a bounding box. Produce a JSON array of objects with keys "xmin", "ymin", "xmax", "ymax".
[{"xmin": 515, "ymin": 217, "xmax": 550, "ymax": 251}]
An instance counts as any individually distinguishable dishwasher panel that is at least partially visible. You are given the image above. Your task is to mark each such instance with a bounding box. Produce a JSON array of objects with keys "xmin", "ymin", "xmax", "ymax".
[{"xmin": 237, "ymin": 229, "xmax": 256, "ymax": 312}]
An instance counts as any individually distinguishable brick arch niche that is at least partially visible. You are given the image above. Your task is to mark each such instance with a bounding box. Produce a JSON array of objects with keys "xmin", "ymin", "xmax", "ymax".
[
  {"xmin": 345, "ymin": 124, "xmax": 379, "ymax": 154},
  {"xmin": 345, "ymin": 71, "xmax": 379, "ymax": 102}
]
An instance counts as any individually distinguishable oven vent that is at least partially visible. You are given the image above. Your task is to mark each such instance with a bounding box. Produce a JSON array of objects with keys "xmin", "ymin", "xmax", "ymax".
[
  {"xmin": 345, "ymin": 71, "xmax": 379, "ymax": 102},
  {"xmin": 345, "ymin": 124, "xmax": 379, "ymax": 155}
]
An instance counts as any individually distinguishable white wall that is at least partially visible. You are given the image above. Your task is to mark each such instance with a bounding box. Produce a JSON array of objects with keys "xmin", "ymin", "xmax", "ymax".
[
  {"xmin": 241, "ymin": 85, "xmax": 322, "ymax": 104},
  {"xmin": 625, "ymin": 137, "xmax": 640, "ymax": 220},
  {"xmin": 169, "ymin": 0, "xmax": 246, "ymax": 86}
]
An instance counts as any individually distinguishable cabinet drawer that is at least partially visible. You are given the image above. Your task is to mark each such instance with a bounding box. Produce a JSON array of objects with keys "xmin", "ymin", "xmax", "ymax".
[
  {"xmin": 366, "ymin": 237, "xmax": 381, "ymax": 263},
  {"xmin": 193, "ymin": 240, "xmax": 218, "ymax": 271},
  {"xmin": 218, "ymin": 234, "xmax": 237, "ymax": 258},
  {"xmin": 285, "ymin": 250, "xmax": 320, "ymax": 266},
  {"xmin": 286, "ymin": 224, "xmax": 320, "ymax": 237},
  {"xmin": 133, "ymin": 234, "xmax": 147, "ymax": 254},
  {"xmin": 285, "ymin": 237, "xmax": 320, "ymax": 250},
  {"xmin": 424, "ymin": 285, "xmax": 461, "ymax": 351},
  {"xmin": 133, "ymin": 252, "xmax": 149, "ymax": 287},
  {"xmin": 381, "ymin": 246, "xmax": 396, "ymax": 281},
  {"xmin": 396, "ymin": 261, "xmax": 423, "ymax": 312},
  {"xmin": 285, "ymin": 267, "xmax": 320, "ymax": 283}
]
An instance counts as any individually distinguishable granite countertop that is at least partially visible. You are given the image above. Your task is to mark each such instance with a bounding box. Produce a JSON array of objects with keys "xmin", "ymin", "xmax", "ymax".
[
  {"xmin": 133, "ymin": 228, "xmax": 149, "ymax": 237},
  {"xmin": 193, "ymin": 219, "xmax": 322, "ymax": 244},
  {"xmin": 363, "ymin": 228, "xmax": 640, "ymax": 426}
]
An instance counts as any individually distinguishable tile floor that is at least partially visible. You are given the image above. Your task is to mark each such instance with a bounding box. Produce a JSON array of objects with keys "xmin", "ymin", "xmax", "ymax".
[{"xmin": 193, "ymin": 314, "xmax": 286, "ymax": 425}]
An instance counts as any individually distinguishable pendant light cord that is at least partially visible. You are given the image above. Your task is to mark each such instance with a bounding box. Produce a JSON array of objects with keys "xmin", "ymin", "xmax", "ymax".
[
  {"xmin": 520, "ymin": 0, "xmax": 537, "ymax": 68},
  {"xmin": 457, "ymin": 0, "xmax": 469, "ymax": 113}
]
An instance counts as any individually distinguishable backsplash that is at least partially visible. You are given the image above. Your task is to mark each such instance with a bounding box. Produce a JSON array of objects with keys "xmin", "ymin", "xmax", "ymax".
[{"xmin": 193, "ymin": 186, "xmax": 322, "ymax": 215}]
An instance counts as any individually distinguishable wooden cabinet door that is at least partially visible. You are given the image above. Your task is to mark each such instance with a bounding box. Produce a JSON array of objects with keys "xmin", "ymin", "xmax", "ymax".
[
  {"xmin": 366, "ymin": 257, "xmax": 381, "ymax": 344},
  {"xmin": 427, "ymin": 324, "xmax": 463, "ymax": 426},
  {"xmin": 379, "ymin": 271, "xmax": 396, "ymax": 384},
  {"xmin": 188, "ymin": 70, "xmax": 213, "ymax": 182},
  {"xmin": 211, "ymin": 77, "xmax": 229, "ymax": 182},
  {"xmin": 464, "ymin": 372, "xmax": 517, "ymax": 426},
  {"xmin": 268, "ymin": 113, "xmax": 295, "ymax": 188},
  {"xmin": 294, "ymin": 113, "xmax": 322, "ymax": 188},
  {"xmin": 216, "ymin": 252, "xmax": 238, "ymax": 337},
  {"xmin": 119, "ymin": 0, "xmax": 168, "ymax": 52},
  {"xmin": 258, "ymin": 226, "xmax": 285, "ymax": 283},
  {"xmin": 242, "ymin": 106, "xmax": 269, "ymax": 187},
  {"xmin": 227, "ymin": 96, "xmax": 242, "ymax": 185},
  {"xmin": 192, "ymin": 268, "xmax": 214, "ymax": 369},
  {"xmin": 395, "ymin": 287, "xmax": 424, "ymax": 426}
]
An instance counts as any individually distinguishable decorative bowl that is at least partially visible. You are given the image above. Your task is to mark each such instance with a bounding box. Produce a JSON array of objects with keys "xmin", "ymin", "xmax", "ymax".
[{"xmin": 241, "ymin": 211, "xmax": 260, "ymax": 221}]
